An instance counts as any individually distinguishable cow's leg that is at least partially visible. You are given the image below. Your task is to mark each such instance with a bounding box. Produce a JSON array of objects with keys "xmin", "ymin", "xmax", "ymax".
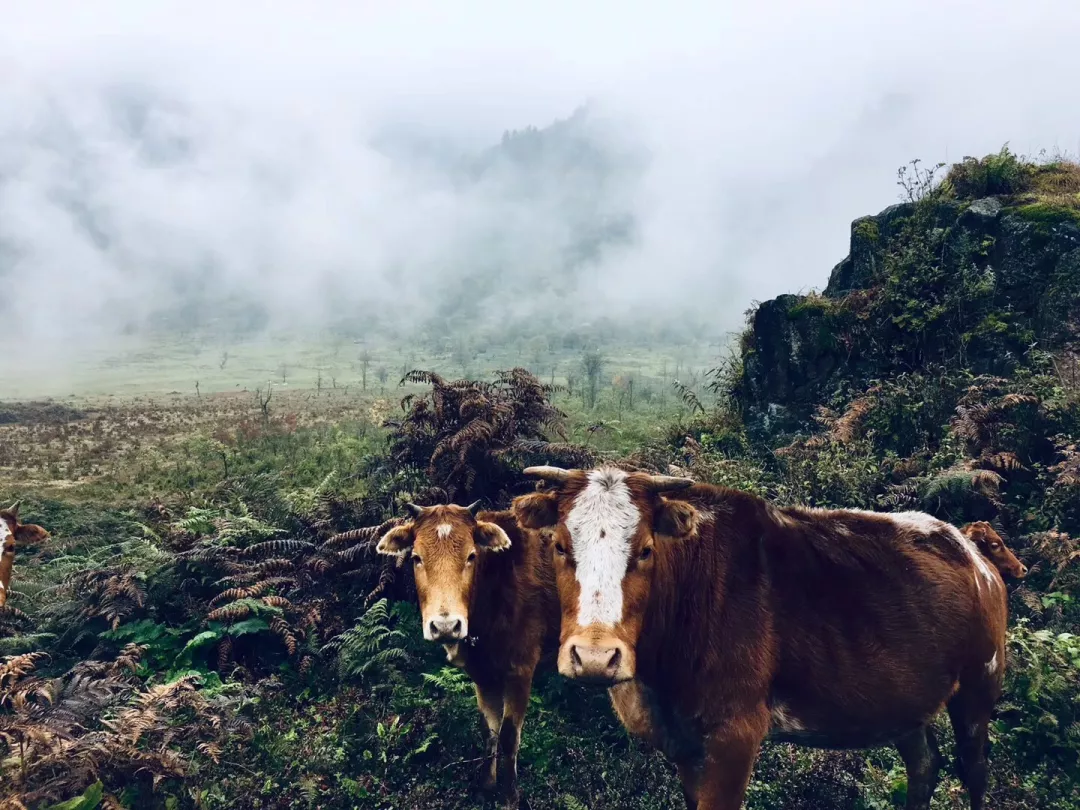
[
  {"xmin": 948, "ymin": 686, "xmax": 994, "ymax": 810},
  {"xmin": 473, "ymin": 681, "xmax": 504, "ymax": 792},
  {"xmin": 676, "ymin": 759, "xmax": 703, "ymax": 810},
  {"xmin": 895, "ymin": 724, "xmax": 941, "ymax": 810},
  {"xmin": 694, "ymin": 708, "xmax": 768, "ymax": 810},
  {"xmin": 496, "ymin": 664, "xmax": 536, "ymax": 809}
]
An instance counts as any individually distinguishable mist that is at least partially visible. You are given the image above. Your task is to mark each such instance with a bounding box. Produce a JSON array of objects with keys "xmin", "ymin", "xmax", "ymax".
[{"xmin": 2, "ymin": 0, "xmax": 1079, "ymax": 381}]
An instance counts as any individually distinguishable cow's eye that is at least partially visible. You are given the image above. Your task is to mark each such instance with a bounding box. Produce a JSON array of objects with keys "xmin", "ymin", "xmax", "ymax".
[
  {"xmin": 412, "ymin": 555, "xmax": 423, "ymax": 567},
  {"xmin": 639, "ymin": 546, "xmax": 653, "ymax": 561},
  {"xmin": 554, "ymin": 542, "xmax": 567, "ymax": 556},
  {"xmin": 466, "ymin": 551, "xmax": 477, "ymax": 564},
  {"xmin": 990, "ymin": 543, "xmax": 1000, "ymax": 551}
]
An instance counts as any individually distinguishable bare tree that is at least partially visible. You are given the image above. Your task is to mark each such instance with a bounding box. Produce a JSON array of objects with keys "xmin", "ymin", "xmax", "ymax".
[
  {"xmin": 218, "ymin": 351, "xmax": 229, "ymax": 370},
  {"xmin": 377, "ymin": 366, "xmax": 389, "ymax": 392},
  {"xmin": 255, "ymin": 382, "xmax": 274, "ymax": 423},
  {"xmin": 359, "ymin": 350, "xmax": 373, "ymax": 391}
]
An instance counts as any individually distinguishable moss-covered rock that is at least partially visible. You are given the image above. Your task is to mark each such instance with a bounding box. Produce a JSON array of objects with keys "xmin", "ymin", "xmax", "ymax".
[{"xmin": 737, "ymin": 173, "xmax": 1080, "ymax": 420}]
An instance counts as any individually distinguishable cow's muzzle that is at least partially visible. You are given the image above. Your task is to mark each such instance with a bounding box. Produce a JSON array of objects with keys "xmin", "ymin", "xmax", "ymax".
[
  {"xmin": 426, "ymin": 612, "xmax": 468, "ymax": 642},
  {"xmin": 559, "ymin": 633, "xmax": 634, "ymax": 684}
]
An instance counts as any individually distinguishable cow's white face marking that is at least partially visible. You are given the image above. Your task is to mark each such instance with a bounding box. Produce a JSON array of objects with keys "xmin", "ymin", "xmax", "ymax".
[
  {"xmin": 566, "ymin": 468, "xmax": 640, "ymax": 627},
  {"xmin": 0, "ymin": 517, "xmax": 11, "ymax": 549},
  {"xmin": 888, "ymin": 511, "xmax": 998, "ymax": 591},
  {"xmin": 986, "ymin": 652, "xmax": 999, "ymax": 676},
  {"xmin": 436, "ymin": 523, "xmax": 453, "ymax": 539},
  {"xmin": 771, "ymin": 703, "xmax": 806, "ymax": 733}
]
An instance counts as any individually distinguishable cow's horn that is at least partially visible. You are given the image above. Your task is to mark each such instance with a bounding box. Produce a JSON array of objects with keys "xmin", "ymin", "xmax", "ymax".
[
  {"xmin": 641, "ymin": 475, "xmax": 695, "ymax": 492},
  {"xmin": 5, "ymin": 502, "xmax": 18, "ymax": 519},
  {"xmin": 522, "ymin": 466, "xmax": 572, "ymax": 484},
  {"xmin": 403, "ymin": 502, "xmax": 425, "ymax": 518},
  {"xmin": 465, "ymin": 500, "xmax": 483, "ymax": 516}
]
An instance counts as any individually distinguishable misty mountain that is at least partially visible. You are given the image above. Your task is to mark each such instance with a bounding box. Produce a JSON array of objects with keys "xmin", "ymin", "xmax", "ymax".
[{"xmin": 1, "ymin": 90, "xmax": 656, "ymax": 349}]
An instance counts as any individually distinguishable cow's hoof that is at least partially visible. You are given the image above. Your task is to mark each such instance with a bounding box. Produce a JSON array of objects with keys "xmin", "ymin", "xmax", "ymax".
[{"xmin": 497, "ymin": 790, "xmax": 520, "ymax": 810}]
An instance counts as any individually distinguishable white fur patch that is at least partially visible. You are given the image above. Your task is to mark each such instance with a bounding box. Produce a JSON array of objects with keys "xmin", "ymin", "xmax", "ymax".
[
  {"xmin": 771, "ymin": 704, "xmax": 806, "ymax": 733},
  {"xmin": 566, "ymin": 468, "xmax": 641, "ymax": 627},
  {"xmin": 887, "ymin": 511, "xmax": 998, "ymax": 591},
  {"xmin": 0, "ymin": 518, "xmax": 10, "ymax": 544},
  {"xmin": 436, "ymin": 523, "xmax": 453, "ymax": 539},
  {"xmin": 986, "ymin": 652, "xmax": 999, "ymax": 676}
]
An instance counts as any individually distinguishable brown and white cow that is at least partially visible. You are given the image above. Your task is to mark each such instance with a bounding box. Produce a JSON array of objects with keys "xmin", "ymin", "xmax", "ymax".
[
  {"xmin": 513, "ymin": 467, "xmax": 1008, "ymax": 810},
  {"xmin": 961, "ymin": 521, "xmax": 1027, "ymax": 580},
  {"xmin": 0, "ymin": 502, "xmax": 49, "ymax": 609},
  {"xmin": 376, "ymin": 501, "xmax": 559, "ymax": 809}
]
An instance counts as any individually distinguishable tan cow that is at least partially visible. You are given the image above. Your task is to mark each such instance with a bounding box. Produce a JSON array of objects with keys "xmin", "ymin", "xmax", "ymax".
[
  {"xmin": 961, "ymin": 521, "xmax": 1027, "ymax": 580},
  {"xmin": 0, "ymin": 502, "xmax": 49, "ymax": 609},
  {"xmin": 513, "ymin": 466, "xmax": 1008, "ymax": 810},
  {"xmin": 376, "ymin": 501, "xmax": 559, "ymax": 809}
]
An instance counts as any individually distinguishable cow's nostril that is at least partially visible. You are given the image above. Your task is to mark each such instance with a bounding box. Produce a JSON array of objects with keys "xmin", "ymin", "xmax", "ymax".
[
  {"xmin": 453, "ymin": 619, "xmax": 462, "ymax": 635},
  {"xmin": 429, "ymin": 621, "xmax": 439, "ymax": 637},
  {"xmin": 608, "ymin": 648, "xmax": 622, "ymax": 672},
  {"xmin": 570, "ymin": 646, "xmax": 583, "ymax": 670}
]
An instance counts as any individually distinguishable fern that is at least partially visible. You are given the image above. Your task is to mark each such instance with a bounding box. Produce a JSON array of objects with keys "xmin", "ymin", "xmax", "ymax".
[
  {"xmin": 386, "ymin": 367, "xmax": 590, "ymax": 502},
  {"xmin": 421, "ymin": 666, "xmax": 472, "ymax": 695},
  {"xmin": 323, "ymin": 599, "xmax": 409, "ymax": 682},
  {"xmin": 672, "ymin": 379, "xmax": 705, "ymax": 415}
]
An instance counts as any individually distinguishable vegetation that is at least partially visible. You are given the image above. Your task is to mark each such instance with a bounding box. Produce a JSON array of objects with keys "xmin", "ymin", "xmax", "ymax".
[{"xmin": 2, "ymin": 149, "xmax": 1079, "ymax": 808}]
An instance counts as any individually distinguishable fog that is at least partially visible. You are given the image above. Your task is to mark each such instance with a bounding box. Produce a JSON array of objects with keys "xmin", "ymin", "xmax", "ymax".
[{"xmin": 2, "ymin": 0, "xmax": 1079, "ymax": 376}]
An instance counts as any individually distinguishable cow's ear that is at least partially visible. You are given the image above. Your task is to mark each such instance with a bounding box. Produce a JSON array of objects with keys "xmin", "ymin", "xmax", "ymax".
[
  {"xmin": 376, "ymin": 524, "xmax": 415, "ymax": 556},
  {"xmin": 14, "ymin": 524, "xmax": 49, "ymax": 545},
  {"xmin": 474, "ymin": 521, "xmax": 512, "ymax": 553},
  {"xmin": 653, "ymin": 498, "xmax": 701, "ymax": 539},
  {"xmin": 512, "ymin": 491, "xmax": 559, "ymax": 530}
]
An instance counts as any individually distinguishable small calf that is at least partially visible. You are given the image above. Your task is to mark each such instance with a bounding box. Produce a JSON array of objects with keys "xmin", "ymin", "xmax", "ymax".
[
  {"xmin": 376, "ymin": 501, "xmax": 559, "ymax": 809},
  {"xmin": 961, "ymin": 521, "xmax": 1027, "ymax": 580},
  {"xmin": 0, "ymin": 502, "xmax": 50, "ymax": 608}
]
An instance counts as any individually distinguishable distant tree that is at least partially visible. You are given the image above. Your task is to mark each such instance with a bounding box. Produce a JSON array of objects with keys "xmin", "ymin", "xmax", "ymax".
[
  {"xmin": 377, "ymin": 366, "xmax": 390, "ymax": 392},
  {"xmin": 255, "ymin": 382, "xmax": 273, "ymax": 423},
  {"xmin": 359, "ymin": 350, "xmax": 373, "ymax": 391},
  {"xmin": 219, "ymin": 351, "xmax": 229, "ymax": 370},
  {"xmin": 279, "ymin": 364, "xmax": 289, "ymax": 384},
  {"xmin": 581, "ymin": 350, "xmax": 605, "ymax": 409}
]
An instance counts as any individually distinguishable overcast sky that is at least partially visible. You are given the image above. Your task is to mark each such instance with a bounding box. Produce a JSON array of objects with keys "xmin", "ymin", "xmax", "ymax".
[{"xmin": 2, "ymin": 0, "xmax": 1079, "ymax": 366}]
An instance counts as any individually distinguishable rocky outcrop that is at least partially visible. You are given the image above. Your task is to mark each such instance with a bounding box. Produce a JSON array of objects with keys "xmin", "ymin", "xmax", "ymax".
[{"xmin": 736, "ymin": 195, "xmax": 1080, "ymax": 422}]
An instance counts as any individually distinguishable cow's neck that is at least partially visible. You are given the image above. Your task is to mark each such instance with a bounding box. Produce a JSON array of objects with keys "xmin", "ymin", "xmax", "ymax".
[
  {"xmin": 637, "ymin": 489, "xmax": 771, "ymax": 690},
  {"xmin": 467, "ymin": 510, "xmax": 524, "ymax": 647}
]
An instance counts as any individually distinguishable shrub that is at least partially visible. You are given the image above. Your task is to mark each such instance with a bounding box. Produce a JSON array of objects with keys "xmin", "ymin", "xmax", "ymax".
[{"xmin": 946, "ymin": 145, "xmax": 1034, "ymax": 199}]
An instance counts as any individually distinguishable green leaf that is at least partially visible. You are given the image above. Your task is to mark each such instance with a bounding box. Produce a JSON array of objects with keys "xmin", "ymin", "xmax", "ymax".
[
  {"xmin": 227, "ymin": 618, "xmax": 271, "ymax": 636},
  {"xmin": 45, "ymin": 781, "xmax": 104, "ymax": 810},
  {"xmin": 183, "ymin": 630, "xmax": 223, "ymax": 652}
]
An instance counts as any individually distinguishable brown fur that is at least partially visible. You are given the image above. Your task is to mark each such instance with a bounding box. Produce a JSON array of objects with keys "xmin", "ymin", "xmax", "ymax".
[
  {"xmin": 376, "ymin": 505, "xmax": 559, "ymax": 808},
  {"xmin": 514, "ymin": 470, "xmax": 1008, "ymax": 810},
  {"xmin": 961, "ymin": 521, "xmax": 1027, "ymax": 580},
  {"xmin": 0, "ymin": 503, "xmax": 50, "ymax": 609}
]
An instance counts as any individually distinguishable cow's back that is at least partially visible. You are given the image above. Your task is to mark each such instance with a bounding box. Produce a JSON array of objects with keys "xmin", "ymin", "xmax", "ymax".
[
  {"xmin": 760, "ymin": 507, "xmax": 1007, "ymax": 746},
  {"xmin": 642, "ymin": 490, "xmax": 1008, "ymax": 749}
]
